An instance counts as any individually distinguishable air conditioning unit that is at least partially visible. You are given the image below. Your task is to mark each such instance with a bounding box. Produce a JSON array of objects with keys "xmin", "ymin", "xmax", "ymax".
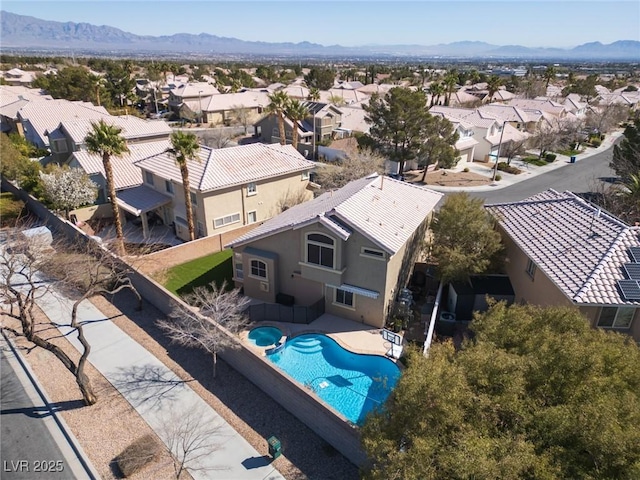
[{"xmin": 260, "ymin": 281, "xmax": 269, "ymax": 292}]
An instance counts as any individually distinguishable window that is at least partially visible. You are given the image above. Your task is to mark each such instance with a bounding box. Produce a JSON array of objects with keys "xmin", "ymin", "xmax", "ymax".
[
  {"xmin": 250, "ymin": 259, "xmax": 267, "ymax": 279},
  {"xmin": 213, "ymin": 213, "xmax": 241, "ymax": 228},
  {"xmin": 247, "ymin": 211, "xmax": 257, "ymax": 224},
  {"xmin": 361, "ymin": 247, "xmax": 386, "ymax": 260},
  {"xmin": 197, "ymin": 221, "xmax": 204, "ymax": 238},
  {"xmin": 335, "ymin": 288, "xmax": 354, "ymax": 308},
  {"xmin": 301, "ymin": 171, "xmax": 309, "ymax": 181},
  {"xmin": 53, "ymin": 139, "xmax": 67, "ymax": 153},
  {"xmin": 234, "ymin": 253, "xmax": 244, "ymax": 280},
  {"xmin": 190, "ymin": 192, "xmax": 197, "ymax": 206},
  {"xmin": 247, "ymin": 182, "xmax": 257, "ymax": 195},
  {"xmin": 306, "ymin": 233, "xmax": 335, "ymax": 269},
  {"xmin": 145, "ymin": 171, "xmax": 154, "ymax": 186},
  {"xmin": 165, "ymin": 180, "xmax": 174, "ymax": 194},
  {"xmin": 526, "ymin": 258, "xmax": 536, "ymax": 279},
  {"xmin": 598, "ymin": 307, "xmax": 635, "ymax": 329}
]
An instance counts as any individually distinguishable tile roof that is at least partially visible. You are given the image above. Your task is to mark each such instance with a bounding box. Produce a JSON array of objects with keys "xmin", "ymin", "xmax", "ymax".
[
  {"xmin": 228, "ymin": 173, "xmax": 443, "ymax": 255},
  {"xmin": 429, "ymin": 106, "xmax": 497, "ymax": 129},
  {"xmin": 56, "ymin": 116, "xmax": 172, "ymax": 144},
  {"xmin": 135, "ymin": 143, "xmax": 315, "ymax": 193},
  {"xmin": 486, "ymin": 189, "xmax": 640, "ymax": 306},
  {"xmin": 202, "ymin": 91, "xmax": 269, "ymax": 112},
  {"xmin": 71, "ymin": 139, "xmax": 171, "ymax": 190},
  {"xmin": 170, "ymin": 82, "xmax": 219, "ymax": 99}
]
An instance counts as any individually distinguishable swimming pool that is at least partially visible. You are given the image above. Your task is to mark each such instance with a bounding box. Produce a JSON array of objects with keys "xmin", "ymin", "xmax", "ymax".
[
  {"xmin": 248, "ymin": 326, "xmax": 283, "ymax": 347},
  {"xmin": 267, "ymin": 333, "xmax": 400, "ymax": 425}
]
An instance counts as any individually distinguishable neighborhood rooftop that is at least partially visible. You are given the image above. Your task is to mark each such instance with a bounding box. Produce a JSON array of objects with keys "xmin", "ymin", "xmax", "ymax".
[
  {"xmin": 486, "ymin": 189, "xmax": 640, "ymax": 306},
  {"xmin": 135, "ymin": 143, "xmax": 315, "ymax": 192},
  {"xmin": 228, "ymin": 173, "xmax": 443, "ymax": 254}
]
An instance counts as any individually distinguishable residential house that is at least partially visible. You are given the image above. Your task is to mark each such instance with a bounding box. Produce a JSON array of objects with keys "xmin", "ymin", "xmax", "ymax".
[
  {"xmin": 227, "ymin": 174, "xmax": 443, "ymax": 328},
  {"xmin": 563, "ymin": 94, "xmax": 587, "ymax": 117},
  {"xmin": 168, "ymin": 82, "xmax": 220, "ymax": 120},
  {"xmin": 135, "ymin": 143, "xmax": 316, "ymax": 241},
  {"xmin": 49, "ymin": 115, "xmax": 172, "ymax": 164},
  {"xmin": 201, "ymin": 90, "xmax": 269, "ymax": 126},
  {"xmin": 486, "ymin": 189, "xmax": 640, "ymax": 342},
  {"xmin": 0, "ymin": 85, "xmax": 53, "ymax": 134},
  {"xmin": 0, "ymin": 68, "xmax": 35, "ymax": 86}
]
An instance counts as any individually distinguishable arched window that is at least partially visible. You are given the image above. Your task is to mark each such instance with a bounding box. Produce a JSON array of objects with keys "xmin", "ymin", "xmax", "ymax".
[
  {"xmin": 250, "ymin": 259, "xmax": 267, "ymax": 278},
  {"xmin": 306, "ymin": 233, "xmax": 334, "ymax": 269}
]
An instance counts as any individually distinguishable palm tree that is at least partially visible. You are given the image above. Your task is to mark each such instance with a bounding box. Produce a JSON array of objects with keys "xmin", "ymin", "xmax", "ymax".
[
  {"xmin": 443, "ymin": 71, "xmax": 458, "ymax": 106},
  {"xmin": 285, "ymin": 99, "xmax": 310, "ymax": 150},
  {"xmin": 307, "ymin": 87, "xmax": 320, "ymax": 102},
  {"xmin": 85, "ymin": 120, "xmax": 129, "ymax": 256},
  {"xmin": 428, "ymin": 81, "xmax": 445, "ymax": 107},
  {"xmin": 543, "ymin": 65, "xmax": 557, "ymax": 88},
  {"xmin": 487, "ymin": 75, "xmax": 502, "ymax": 101},
  {"xmin": 267, "ymin": 91, "xmax": 290, "ymax": 145},
  {"xmin": 168, "ymin": 131, "xmax": 201, "ymax": 241}
]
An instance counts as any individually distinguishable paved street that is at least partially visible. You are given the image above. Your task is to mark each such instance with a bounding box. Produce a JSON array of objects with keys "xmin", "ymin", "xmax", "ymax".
[{"xmin": 0, "ymin": 339, "xmax": 95, "ymax": 480}]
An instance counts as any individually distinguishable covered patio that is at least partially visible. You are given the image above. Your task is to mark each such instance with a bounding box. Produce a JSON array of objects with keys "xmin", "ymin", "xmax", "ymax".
[{"xmin": 116, "ymin": 185, "xmax": 173, "ymax": 241}]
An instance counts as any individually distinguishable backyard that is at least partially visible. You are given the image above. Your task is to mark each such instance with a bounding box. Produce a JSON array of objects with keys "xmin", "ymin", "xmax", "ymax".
[{"xmin": 162, "ymin": 249, "xmax": 233, "ymax": 295}]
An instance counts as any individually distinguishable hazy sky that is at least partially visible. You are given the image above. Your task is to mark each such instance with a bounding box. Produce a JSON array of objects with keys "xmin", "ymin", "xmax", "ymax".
[{"xmin": 3, "ymin": 1, "xmax": 639, "ymax": 48}]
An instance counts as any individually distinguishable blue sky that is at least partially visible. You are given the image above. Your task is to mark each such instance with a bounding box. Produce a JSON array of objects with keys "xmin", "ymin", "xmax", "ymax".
[{"xmin": 3, "ymin": 1, "xmax": 639, "ymax": 48}]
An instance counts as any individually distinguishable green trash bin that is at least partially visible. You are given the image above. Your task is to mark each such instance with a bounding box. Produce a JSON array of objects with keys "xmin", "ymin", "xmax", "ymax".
[{"xmin": 267, "ymin": 435, "xmax": 282, "ymax": 459}]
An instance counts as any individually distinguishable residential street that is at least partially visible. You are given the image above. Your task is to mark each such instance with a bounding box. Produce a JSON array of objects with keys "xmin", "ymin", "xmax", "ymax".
[{"xmin": 468, "ymin": 143, "xmax": 618, "ymax": 205}]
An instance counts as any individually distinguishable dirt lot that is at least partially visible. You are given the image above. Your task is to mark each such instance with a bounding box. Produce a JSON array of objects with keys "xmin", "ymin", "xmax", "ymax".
[{"xmin": 405, "ymin": 167, "xmax": 492, "ymax": 187}]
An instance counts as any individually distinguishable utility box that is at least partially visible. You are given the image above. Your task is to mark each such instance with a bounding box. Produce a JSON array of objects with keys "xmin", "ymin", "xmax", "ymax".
[{"xmin": 267, "ymin": 435, "xmax": 282, "ymax": 459}]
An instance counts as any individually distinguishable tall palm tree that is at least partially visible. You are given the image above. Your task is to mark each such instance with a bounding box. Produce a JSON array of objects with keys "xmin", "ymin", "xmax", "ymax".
[
  {"xmin": 443, "ymin": 71, "xmax": 458, "ymax": 107},
  {"xmin": 487, "ymin": 75, "xmax": 502, "ymax": 102},
  {"xmin": 307, "ymin": 87, "xmax": 320, "ymax": 102},
  {"xmin": 85, "ymin": 120, "xmax": 129, "ymax": 256},
  {"xmin": 543, "ymin": 65, "xmax": 557, "ymax": 88},
  {"xmin": 428, "ymin": 81, "xmax": 445, "ymax": 107},
  {"xmin": 168, "ymin": 131, "xmax": 201, "ymax": 241},
  {"xmin": 285, "ymin": 99, "xmax": 310, "ymax": 150},
  {"xmin": 267, "ymin": 91, "xmax": 290, "ymax": 145}
]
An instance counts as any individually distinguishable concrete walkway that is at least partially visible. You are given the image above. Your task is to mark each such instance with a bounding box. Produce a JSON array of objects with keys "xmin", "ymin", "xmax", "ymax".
[
  {"xmin": 35, "ymin": 287, "xmax": 284, "ymax": 480},
  {"xmin": 425, "ymin": 130, "xmax": 623, "ymax": 193}
]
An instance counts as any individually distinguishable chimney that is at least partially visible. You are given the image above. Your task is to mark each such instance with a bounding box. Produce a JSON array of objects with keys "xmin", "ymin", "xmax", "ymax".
[{"xmin": 380, "ymin": 174, "xmax": 384, "ymax": 190}]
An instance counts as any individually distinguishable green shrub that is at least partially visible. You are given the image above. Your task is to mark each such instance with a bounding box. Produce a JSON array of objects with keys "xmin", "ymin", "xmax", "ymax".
[
  {"xmin": 545, "ymin": 153, "xmax": 557, "ymax": 162},
  {"xmin": 497, "ymin": 162, "xmax": 522, "ymax": 175},
  {"xmin": 115, "ymin": 434, "xmax": 162, "ymax": 478},
  {"xmin": 463, "ymin": 167, "xmax": 469, "ymax": 173},
  {"xmin": 495, "ymin": 174, "xmax": 502, "ymax": 181},
  {"xmin": 591, "ymin": 139, "xmax": 602, "ymax": 147}
]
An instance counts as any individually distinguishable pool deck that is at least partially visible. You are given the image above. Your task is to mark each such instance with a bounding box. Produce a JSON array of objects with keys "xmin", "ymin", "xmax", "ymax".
[{"xmin": 242, "ymin": 313, "xmax": 397, "ymax": 358}]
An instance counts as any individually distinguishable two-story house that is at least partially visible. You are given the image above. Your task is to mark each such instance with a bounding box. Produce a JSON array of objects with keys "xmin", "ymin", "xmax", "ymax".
[
  {"xmin": 227, "ymin": 174, "xmax": 443, "ymax": 328},
  {"xmin": 135, "ymin": 143, "xmax": 316, "ymax": 242},
  {"xmin": 486, "ymin": 189, "xmax": 640, "ymax": 343}
]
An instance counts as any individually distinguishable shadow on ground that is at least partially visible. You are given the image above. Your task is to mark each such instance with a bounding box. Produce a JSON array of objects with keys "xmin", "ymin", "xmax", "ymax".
[{"xmin": 106, "ymin": 289, "xmax": 359, "ymax": 480}]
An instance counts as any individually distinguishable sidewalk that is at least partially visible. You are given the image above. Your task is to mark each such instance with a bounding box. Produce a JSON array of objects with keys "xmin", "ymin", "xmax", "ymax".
[
  {"xmin": 35, "ymin": 287, "xmax": 284, "ymax": 480},
  {"xmin": 426, "ymin": 130, "xmax": 623, "ymax": 193}
]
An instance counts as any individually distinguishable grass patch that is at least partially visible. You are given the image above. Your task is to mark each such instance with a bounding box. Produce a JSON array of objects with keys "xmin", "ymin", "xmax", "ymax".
[
  {"xmin": 0, "ymin": 192, "xmax": 26, "ymax": 227},
  {"xmin": 522, "ymin": 156, "xmax": 548, "ymax": 167},
  {"xmin": 163, "ymin": 249, "xmax": 233, "ymax": 296}
]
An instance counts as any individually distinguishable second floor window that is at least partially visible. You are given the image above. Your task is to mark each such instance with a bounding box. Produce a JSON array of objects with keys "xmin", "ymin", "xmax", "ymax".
[
  {"xmin": 165, "ymin": 180, "xmax": 174, "ymax": 194},
  {"xmin": 307, "ymin": 233, "xmax": 334, "ymax": 269},
  {"xmin": 145, "ymin": 171, "xmax": 154, "ymax": 186},
  {"xmin": 247, "ymin": 182, "xmax": 257, "ymax": 195},
  {"xmin": 250, "ymin": 259, "xmax": 267, "ymax": 278},
  {"xmin": 190, "ymin": 192, "xmax": 197, "ymax": 206}
]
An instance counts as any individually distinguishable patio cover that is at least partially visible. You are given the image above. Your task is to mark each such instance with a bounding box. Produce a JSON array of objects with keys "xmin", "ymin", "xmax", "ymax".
[
  {"xmin": 329, "ymin": 283, "xmax": 380, "ymax": 299},
  {"xmin": 116, "ymin": 185, "xmax": 172, "ymax": 216}
]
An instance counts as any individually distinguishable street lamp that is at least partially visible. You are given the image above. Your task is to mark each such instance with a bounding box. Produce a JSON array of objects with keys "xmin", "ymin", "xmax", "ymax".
[{"xmin": 491, "ymin": 120, "xmax": 508, "ymax": 182}]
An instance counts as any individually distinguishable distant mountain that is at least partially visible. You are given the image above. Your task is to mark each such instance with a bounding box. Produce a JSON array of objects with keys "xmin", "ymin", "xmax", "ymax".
[{"xmin": 1, "ymin": 11, "xmax": 638, "ymax": 60}]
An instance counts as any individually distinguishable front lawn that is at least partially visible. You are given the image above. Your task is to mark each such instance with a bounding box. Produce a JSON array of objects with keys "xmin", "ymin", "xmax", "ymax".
[
  {"xmin": 521, "ymin": 156, "xmax": 548, "ymax": 167},
  {"xmin": 163, "ymin": 249, "xmax": 233, "ymax": 296},
  {"xmin": 0, "ymin": 192, "xmax": 25, "ymax": 227}
]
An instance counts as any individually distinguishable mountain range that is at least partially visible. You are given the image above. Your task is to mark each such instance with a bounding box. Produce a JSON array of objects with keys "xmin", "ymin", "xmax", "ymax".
[{"xmin": 1, "ymin": 11, "xmax": 639, "ymax": 60}]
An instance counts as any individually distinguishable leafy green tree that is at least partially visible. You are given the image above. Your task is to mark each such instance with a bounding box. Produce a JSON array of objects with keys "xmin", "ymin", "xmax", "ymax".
[
  {"xmin": 104, "ymin": 63, "xmax": 136, "ymax": 107},
  {"xmin": 285, "ymin": 99, "xmax": 309, "ymax": 150},
  {"xmin": 168, "ymin": 131, "xmax": 200, "ymax": 241},
  {"xmin": 266, "ymin": 91, "xmax": 290, "ymax": 146},
  {"xmin": 363, "ymin": 87, "xmax": 430, "ymax": 173},
  {"xmin": 304, "ymin": 67, "xmax": 335, "ymax": 90},
  {"xmin": 0, "ymin": 134, "xmax": 43, "ymax": 197},
  {"xmin": 611, "ymin": 118, "xmax": 640, "ymax": 182},
  {"xmin": 33, "ymin": 66, "xmax": 108, "ymax": 105},
  {"xmin": 362, "ymin": 302, "xmax": 640, "ymax": 480},
  {"xmin": 84, "ymin": 120, "xmax": 129, "ymax": 256},
  {"xmin": 429, "ymin": 192, "xmax": 503, "ymax": 282},
  {"xmin": 418, "ymin": 115, "xmax": 459, "ymax": 181}
]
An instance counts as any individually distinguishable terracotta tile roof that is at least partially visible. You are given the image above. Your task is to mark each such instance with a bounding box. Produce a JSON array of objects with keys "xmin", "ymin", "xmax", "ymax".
[
  {"xmin": 228, "ymin": 173, "xmax": 443, "ymax": 255},
  {"xmin": 135, "ymin": 143, "xmax": 315, "ymax": 193},
  {"xmin": 486, "ymin": 189, "xmax": 640, "ymax": 306}
]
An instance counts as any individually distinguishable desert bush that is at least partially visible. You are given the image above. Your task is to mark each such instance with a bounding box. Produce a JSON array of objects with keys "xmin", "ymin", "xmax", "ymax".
[
  {"xmin": 463, "ymin": 167, "xmax": 470, "ymax": 172},
  {"xmin": 497, "ymin": 162, "xmax": 522, "ymax": 174},
  {"xmin": 591, "ymin": 139, "xmax": 602, "ymax": 147},
  {"xmin": 115, "ymin": 434, "xmax": 162, "ymax": 477},
  {"xmin": 495, "ymin": 174, "xmax": 502, "ymax": 181},
  {"xmin": 545, "ymin": 153, "xmax": 557, "ymax": 162}
]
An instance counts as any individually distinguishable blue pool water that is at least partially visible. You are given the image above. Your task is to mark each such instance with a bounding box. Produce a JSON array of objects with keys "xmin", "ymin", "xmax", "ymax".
[
  {"xmin": 267, "ymin": 334, "xmax": 400, "ymax": 425},
  {"xmin": 248, "ymin": 326, "xmax": 283, "ymax": 347}
]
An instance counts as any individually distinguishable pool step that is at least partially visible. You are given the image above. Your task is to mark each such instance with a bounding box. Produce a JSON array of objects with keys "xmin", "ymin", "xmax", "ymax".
[{"xmin": 289, "ymin": 337, "xmax": 324, "ymax": 354}]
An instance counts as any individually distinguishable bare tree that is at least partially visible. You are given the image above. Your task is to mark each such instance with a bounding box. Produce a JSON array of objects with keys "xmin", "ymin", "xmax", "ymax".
[
  {"xmin": 230, "ymin": 105, "xmax": 252, "ymax": 135},
  {"xmin": 531, "ymin": 120, "xmax": 562, "ymax": 159},
  {"xmin": 586, "ymin": 103, "xmax": 630, "ymax": 134},
  {"xmin": 159, "ymin": 402, "xmax": 226, "ymax": 479},
  {"xmin": 157, "ymin": 281, "xmax": 249, "ymax": 378},
  {"xmin": 274, "ymin": 186, "xmax": 312, "ymax": 215},
  {"xmin": 501, "ymin": 139, "xmax": 528, "ymax": 165},
  {"xmin": 314, "ymin": 149, "xmax": 386, "ymax": 193},
  {"xmin": 201, "ymin": 129, "xmax": 233, "ymax": 149},
  {"xmin": 1, "ymin": 228, "xmax": 141, "ymax": 405}
]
